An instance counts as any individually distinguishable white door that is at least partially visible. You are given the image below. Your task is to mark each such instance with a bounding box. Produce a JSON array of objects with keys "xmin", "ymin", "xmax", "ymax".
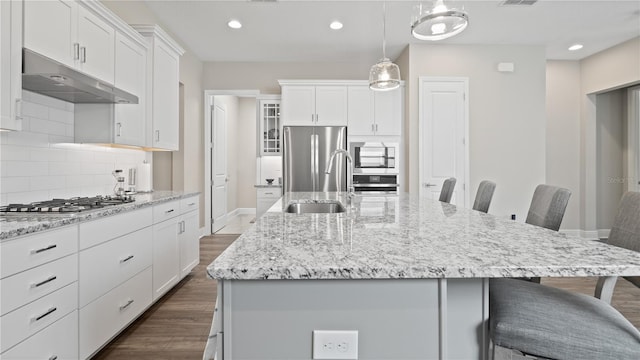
[
  {"xmin": 419, "ymin": 77, "xmax": 468, "ymax": 207},
  {"xmin": 211, "ymin": 99, "xmax": 228, "ymax": 232}
]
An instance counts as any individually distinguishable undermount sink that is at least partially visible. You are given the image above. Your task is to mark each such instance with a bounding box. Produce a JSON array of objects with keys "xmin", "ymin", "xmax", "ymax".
[{"xmin": 285, "ymin": 201, "xmax": 346, "ymax": 214}]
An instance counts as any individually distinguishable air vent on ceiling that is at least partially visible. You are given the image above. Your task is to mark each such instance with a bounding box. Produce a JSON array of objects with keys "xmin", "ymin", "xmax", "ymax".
[{"xmin": 499, "ymin": 0, "xmax": 538, "ymax": 5}]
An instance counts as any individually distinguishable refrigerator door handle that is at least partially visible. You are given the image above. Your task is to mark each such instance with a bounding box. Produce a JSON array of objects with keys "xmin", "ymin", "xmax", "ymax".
[
  {"xmin": 313, "ymin": 134, "xmax": 319, "ymax": 191},
  {"xmin": 310, "ymin": 134, "xmax": 316, "ymax": 191}
]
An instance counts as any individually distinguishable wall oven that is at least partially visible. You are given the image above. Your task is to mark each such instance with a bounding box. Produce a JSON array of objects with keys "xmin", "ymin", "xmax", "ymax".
[
  {"xmin": 353, "ymin": 174, "xmax": 399, "ymax": 194},
  {"xmin": 349, "ymin": 142, "xmax": 398, "ymax": 174}
]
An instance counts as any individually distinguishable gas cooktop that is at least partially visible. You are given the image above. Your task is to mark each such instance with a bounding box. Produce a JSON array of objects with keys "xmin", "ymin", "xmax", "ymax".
[{"xmin": 0, "ymin": 195, "xmax": 135, "ymax": 214}]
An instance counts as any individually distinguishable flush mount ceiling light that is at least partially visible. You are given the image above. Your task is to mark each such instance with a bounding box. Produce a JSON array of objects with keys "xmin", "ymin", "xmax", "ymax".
[
  {"xmin": 568, "ymin": 44, "xmax": 583, "ymax": 51},
  {"xmin": 411, "ymin": 0, "xmax": 468, "ymax": 41},
  {"xmin": 329, "ymin": 21, "xmax": 343, "ymax": 30},
  {"xmin": 227, "ymin": 19, "xmax": 242, "ymax": 29},
  {"xmin": 369, "ymin": 2, "xmax": 401, "ymax": 91}
]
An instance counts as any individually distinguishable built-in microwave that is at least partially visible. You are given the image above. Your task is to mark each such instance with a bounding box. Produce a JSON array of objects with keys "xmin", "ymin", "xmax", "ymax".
[{"xmin": 349, "ymin": 142, "xmax": 399, "ymax": 174}]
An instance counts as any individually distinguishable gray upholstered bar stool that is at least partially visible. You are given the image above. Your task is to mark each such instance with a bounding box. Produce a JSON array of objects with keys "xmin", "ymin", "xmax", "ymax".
[
  {"xmin": 472, "ymin": 180, "xmax": 496, "ymax": 213},
  {"xmin": 525, "ymin": 184, "xmax": 571, "ymax": 231},
  {"xmin": 439, "ymin": 177, "xmax": 456, "ymax": 203},
  {"xmin": 489, "ymin": 192, "xmax": 640, "ymax": 360}
]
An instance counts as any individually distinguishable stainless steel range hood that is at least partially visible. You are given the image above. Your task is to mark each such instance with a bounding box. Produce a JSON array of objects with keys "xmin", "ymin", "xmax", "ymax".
[{"xmin": 22, "ymin": 49, "xmax": 138, "ymax": 104}]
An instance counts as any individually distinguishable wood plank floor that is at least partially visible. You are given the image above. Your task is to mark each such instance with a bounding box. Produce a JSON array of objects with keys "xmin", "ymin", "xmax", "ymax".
[
  {"xmin": 94, "ymin": 234, "xmax": 640, "ymax": 359},
  {"xmin": 93, "ymin": 235, "xmax": 237, "ymax": 360}
]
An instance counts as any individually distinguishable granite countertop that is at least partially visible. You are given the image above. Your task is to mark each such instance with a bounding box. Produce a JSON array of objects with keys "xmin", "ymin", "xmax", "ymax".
[
  {"xmin": 207, "ymin": 192, "xmax": 640, "ymax": 280},
  {"xmin": 0, "ymin": 191, "xmax": 200, "ymax": 241}
]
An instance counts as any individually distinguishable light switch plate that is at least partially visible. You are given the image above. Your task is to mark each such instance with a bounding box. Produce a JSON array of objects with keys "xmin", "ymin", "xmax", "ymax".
[{"xmin": 312, "ymin": 330, "xmax": 358, "ymax": 359}]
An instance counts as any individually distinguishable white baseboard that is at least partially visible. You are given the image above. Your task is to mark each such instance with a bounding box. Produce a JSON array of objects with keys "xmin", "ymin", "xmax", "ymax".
[
  {"xmin": 199, "ymin": 227, "xmax": 208, "ymax": 238},
  {"xmin": 560, "ymin": 229, "xmax": 610, "ymax": 240},
  {"xmin": 228, "ymin": 208, "xmax": 256, "ymax": 217}
]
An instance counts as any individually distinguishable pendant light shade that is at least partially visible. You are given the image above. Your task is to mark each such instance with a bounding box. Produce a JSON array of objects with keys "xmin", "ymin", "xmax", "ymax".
[
  {"xmin": 369, "ymin": 59, "xmax": 401, "ymax": 91},
  {"xmin": 412, "ymin": 0, "xmax": 468, "ymax": 41},
  {"xmin": 370, "ymin": 2, "xmax": 400, "ymax": 91}
]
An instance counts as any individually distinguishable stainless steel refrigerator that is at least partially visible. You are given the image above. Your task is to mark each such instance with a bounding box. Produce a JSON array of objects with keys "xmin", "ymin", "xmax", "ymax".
[{"xmin": 282, "ymin": 126, "xmax": 348, "ymax": 192}]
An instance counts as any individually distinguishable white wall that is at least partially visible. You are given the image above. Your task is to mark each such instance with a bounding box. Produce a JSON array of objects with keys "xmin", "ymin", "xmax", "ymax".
[
  {"xmin": 596, "ymin": 90, "xmax": 625, "ymax": 230},
  {"xmin": 0, "ymin": 91, "xmax": 148, "ymax": 204},
  {"xmin": 545, "ymin": 61, "xmax": 582, "ymax": 230},
  {"xmin": 237, "ymin": 97, "xmax": 257, "ymax": 208},
  {"xmin": 406, "ymin": 44, "xmax": 547, "ymax": 220}
]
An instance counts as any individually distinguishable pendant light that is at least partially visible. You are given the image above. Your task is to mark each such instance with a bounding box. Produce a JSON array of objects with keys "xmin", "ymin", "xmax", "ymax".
[
  {"xmin": 411, "ymin": 0, "xmax": 468, "ymax": 41},
  {"xmin": 369, "ymin": 2, "xmax": 400, "ymax": 91}
]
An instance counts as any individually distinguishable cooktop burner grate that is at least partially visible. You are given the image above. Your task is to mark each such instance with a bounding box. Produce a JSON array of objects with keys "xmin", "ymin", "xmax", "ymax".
[{"xmin": 0, "ymin": 195, "xmax": 135, "ymax": 213}]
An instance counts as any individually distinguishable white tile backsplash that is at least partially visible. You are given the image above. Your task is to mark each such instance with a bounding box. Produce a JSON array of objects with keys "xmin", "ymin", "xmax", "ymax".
[{"xmin": 0, "ymin": 91, "xmax": 149, "ymax": 205}]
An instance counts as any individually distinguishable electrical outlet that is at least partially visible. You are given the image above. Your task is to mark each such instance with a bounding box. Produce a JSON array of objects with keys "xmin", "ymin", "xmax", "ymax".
[{"xmin": 312, "ymin": 330, "xmax": 358, "ymax": 359}]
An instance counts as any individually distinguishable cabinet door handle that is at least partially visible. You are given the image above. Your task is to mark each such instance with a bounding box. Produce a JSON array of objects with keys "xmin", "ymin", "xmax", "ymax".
[
  {"xmin": 155, "ymin": 130, "xmax": 160, "ymax": 142},
  {"xmin": 15, "ymin": 99, "xmax": 23, "ymax": 120},
  {"xmin": 30, "ymin": 244, "xmax": 57, "ymax": 255},
  {"xmin": 165, "ymin": 209, "xmax": 175, "ymax": 214},
  {"xmin": 188, "ymin": 202, "xmax": 196, "ymax": 206},
  {"xmin": 311, "ymin": 114, "xmax": 314, "ymax": 123},
  {"xmin": 375, "ymin": 124, "xmax": 378, "ymax": 132},
  {"xmin": 116, "ymin": 122, "xmax": 122, "ymax": 136},
  {"xmin": 119, "ymin": 299, "xmax": 134, "ymax": 311},
  {"xmin": 49, "ymin": 356, "xmax": 58, "ymax": 360},
  {"xmin": 31, "ymin": 275, "xmax": 57, "ymax": 288},
  {"xmin": 73, "ymin": 43, "xmax": 80, "ymax": 60},
  {"xmin": 80, "ymin": 46, "xmax": 86, "ymax": 63},
  {"xmin": 120, "ymin": 255, "xmax": 134, "ymax": 263},
  {"xmin": 32, "ymin": 307, "xmax": 57, "ymax": 322}
]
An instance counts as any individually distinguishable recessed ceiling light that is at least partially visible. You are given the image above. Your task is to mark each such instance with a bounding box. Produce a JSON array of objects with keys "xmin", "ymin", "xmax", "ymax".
[
  {"xmin": 228, "ymin": 19, "xmax": 242, "ymax": 29},
  {"xmin": 329, "ymin": 21, "xmax": 343, "ymax": 30},
  {"xmin": 568, "ymin": 44, "xmax": 583, "ymax": 51}
]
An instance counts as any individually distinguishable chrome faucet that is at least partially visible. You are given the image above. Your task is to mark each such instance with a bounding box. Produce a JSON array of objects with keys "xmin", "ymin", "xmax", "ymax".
[{"xmin": 325, "ymin": 149, "xmax": 355, "ymax": 200}]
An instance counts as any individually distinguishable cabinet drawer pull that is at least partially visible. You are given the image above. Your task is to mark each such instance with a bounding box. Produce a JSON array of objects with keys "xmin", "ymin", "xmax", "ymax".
[
  {"xmin": 165, "ymin": 209, "xmax": 175, "ymax": 214},
  {"xmin": 32, "ymin": 307, "xmax": 57, "ymax": 322},
  {"xmin": 264, "ymin": 192, "xmax": 273, "ymax": 195},
  {"xmin": 49, "ymin": 356, "xmax": 58, "ymax": 360},
  {"xmin": 188, "ymin": 202, "xmax": 196, "ymax": 206},
  {"xmin": 120, "ymin": 255, "xmax": 134, "ymax": 263},
  {"xmin": 30, "ymin": 244, "xmax": 57, "ymax": 255},
  {"xmin": 119, "ymin": 299, "xmax": 134, "ymax": 311},
  {"xmin": 31, "ymin": 275, "xmax": 57, "ymax": 288}
]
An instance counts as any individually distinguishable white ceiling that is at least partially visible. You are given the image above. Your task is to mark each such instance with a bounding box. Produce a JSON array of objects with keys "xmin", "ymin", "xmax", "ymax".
[{"xmin": 142, "ymin": 0, "xmax": 640, "ymax": 63}]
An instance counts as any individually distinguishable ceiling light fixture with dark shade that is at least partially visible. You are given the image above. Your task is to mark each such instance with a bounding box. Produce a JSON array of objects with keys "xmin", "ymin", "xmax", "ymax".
[
  {"xmin": 411, "ymin": 0, "xmax": 468, "ymax": 41},
  {"xmin": 369, "ymin": 2, "xmax": 401, "ymax": 91}
]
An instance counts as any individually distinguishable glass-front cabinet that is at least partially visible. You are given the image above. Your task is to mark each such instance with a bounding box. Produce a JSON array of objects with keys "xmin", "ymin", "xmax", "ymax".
[{"xmin": 260, "ymin": 99, "xmax": 281, "ymax": 155}]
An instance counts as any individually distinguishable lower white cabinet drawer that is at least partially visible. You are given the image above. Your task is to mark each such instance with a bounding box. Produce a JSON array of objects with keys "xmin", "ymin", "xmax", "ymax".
[
  {"xmin": 1, "ymin": 254, "xmax": 78, "ymax": 316},
  {"xmin": 153, "ymin": 200, "xmax": 180, "ymax": 223},
  {"xmin": 1, "ymin": 310, "xmax": 78, "ymax": 359},
  {"xmin": 79, "ymin": 267, "xmax": 152, "ymax": 359},
  {"xmin": 180, "ymin": 195, "xmax": 199, "ymax": 213},
  {"xmin": 257, "ymin": 187, "xmax": 281, "ymax": 199},
  {"xmin": 79, "ymin": 207, "xmax": 152, "ymax": 250},
  {"xmin": 1, "ymin": 226, "xmax": 78, "ymax": 278},
  {"xmin": 79, "ymin": 227, "xmax": 152, "ymax": 307},
  {"xmin": 0, "ymin": 282, "xmax": 78, "ymax": 352}
]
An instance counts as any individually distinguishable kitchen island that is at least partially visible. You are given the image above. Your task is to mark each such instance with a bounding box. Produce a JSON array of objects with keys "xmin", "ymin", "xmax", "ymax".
[{"xmin": 207, "ymin": 192, "xmax": 640, "ymax": 360}]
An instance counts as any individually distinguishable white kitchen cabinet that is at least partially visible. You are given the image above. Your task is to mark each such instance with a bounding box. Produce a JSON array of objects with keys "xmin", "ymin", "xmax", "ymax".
[
  {"xmin": 152, "ymin": 200, "xmax": 181, "ymax": 299},
  {"xmin": 0, "ymin": 0, "xmax": 23, "ymax": 131},
  {"xmin": 256, "ymin": 187, "xmax": 282, "ymax": 217},
  {"xmin": 259, "ymin": 99, "xmax": 281, "ymax": 155},
  {"xmin": 0, "ymin": 226, "xmax": 79, "ymax": 357},
  {"xmin": 24, "ymin": 0, "xmax": 116, "ymax": 84},
  {"xmin": 133, "ymin": 25, "xmax": 184, "ymax": 151},
  {"xmin": 74, "ymin": 31, "xmax": 148, "ymax": 147},
  {"xmin": 179, "ymin": 198, "xmax": 200, "ymax": 278},
  {"xmin": 348, "ymin": 84, "xmax": 402, "ymax": 136},
  {"xmin": 280, "ymin": 83, "xmax": 347, "ymax": 126},
  {"xmin": 79, "ymin": 268, "xmax": 152, "ymax": 359}
]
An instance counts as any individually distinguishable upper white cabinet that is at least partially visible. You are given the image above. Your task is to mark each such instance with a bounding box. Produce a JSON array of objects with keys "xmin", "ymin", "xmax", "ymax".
[
  {"xmin": 24, "ymin": 0, "xmax": 116, "ymax": 84},
  {"xmin": 113, "ymin": 32, "xmax": 147, "ymax": 146},
  {"xmin": 0, "ymin": 0, "xmax": 23, "ymax": 131},
  {"xmin": 280, "ymin": 82, "xmax": 348, "ymax": 126},
  {"xmin": 259, "ymin": 98, "xmax": 281, "ymax": 155},
  {"xmin": 133, "ymin": 25, "xmax": 184, "ymax": 151},
  {"xmin": 347, "ymin": 84, "xmax": 402, "ymax": 136}
]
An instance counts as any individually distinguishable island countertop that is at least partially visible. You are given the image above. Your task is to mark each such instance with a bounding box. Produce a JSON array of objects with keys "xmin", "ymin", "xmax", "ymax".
[
  {"xmin": 207, "ymin": 192, "xmax": 640, "ymax": 280},
  {"xmin": 0, "ymin": 191, "xmax": 200, "ymax": 241}
]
